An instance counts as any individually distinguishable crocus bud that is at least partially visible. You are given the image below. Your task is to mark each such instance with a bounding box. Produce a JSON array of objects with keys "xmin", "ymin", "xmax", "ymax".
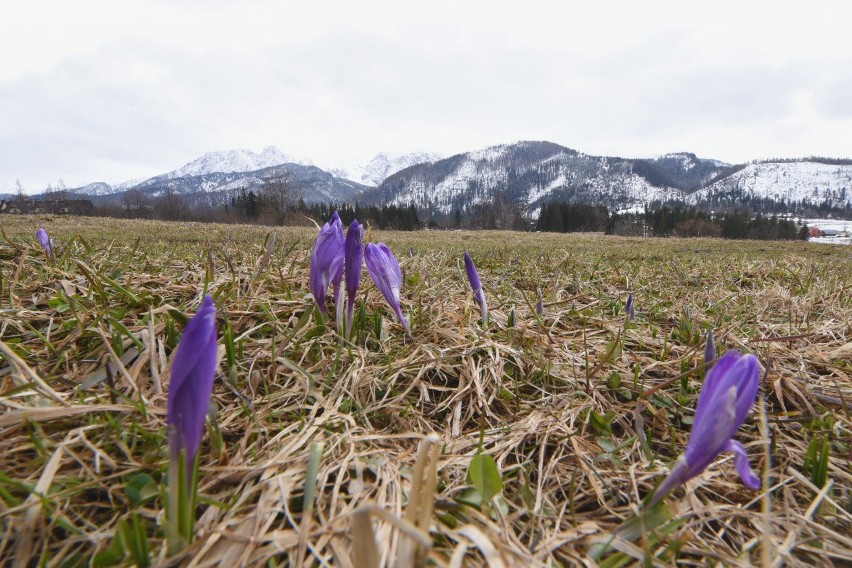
[
  {"xmin": 649, "ymin": 350, "xmax": 761, "ymax": 506},
  {"xmin": 625, "ymin": 293, "xmax": 635, "ymax": 322},
  {"xmin": 37, "ymin": 228, "xmax": 51, "ymax": 255},
  {"xmin": 704, "ymin": 329, "xmax": 717, "ymax": 364},
  {"xmin": 167, "ymin": 295, "xmax": 218, "ymax": 466},
  {"xmin": 344, "ymin": 219, "xmax": 364, "ymax": 337},
  {"xmin": 463, "ymin": 252, "xmax": 488, "ymax": 325},
  {"xmin": 309, "ymin": 212, "xmax": 345, "ymax": 317},
  {"xmin": 535, "ymin": 289, "xmax": 544, "ymax": 316},
  {"xmin": 365, "ymin": 242, "xmax": 410, "ymax": 335}
]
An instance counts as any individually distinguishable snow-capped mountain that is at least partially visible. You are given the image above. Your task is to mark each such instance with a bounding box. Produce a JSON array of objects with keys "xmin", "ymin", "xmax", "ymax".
[
  {"xmin": 130, "ymin": 163, "xmax": 369, "ymax": 205},
  {"xmin": 689, "ymin": 160, "xmax": 852, "ymax": 208},
  {"xmin": 69, "ymin": 146, "xmax": 366, "ymax": 205},
  {"xmin": 63, "ymin": 142, "xmax": 851, "ymax": 216},
  {"xmin": 69, "ymin": 147, "xmax": 306, "ymax": 197},
  {"xmin": 362, "ymin": 141, "xmax": 692, "ymax": 214},
  {"xmin": 647, "ymin": 152, "xmax": 731, "ymax": 191},
  {"xmin": 160, "ymin": 146, "xmax": 310, "ymax": 180},
  {"xmin": 361, "ymin": 142, "xmax": 852, "ymax": 216},
  {"xmin": 360, "ymin": 152, "xmax": 445, "ymax": 186},
  {"xmin": 73, "ymin": 182, "xmax": 117, "ymax": 197},
  {"xmin": 324, "ymin": 151, "xmax": 445, "ymax": 186}
]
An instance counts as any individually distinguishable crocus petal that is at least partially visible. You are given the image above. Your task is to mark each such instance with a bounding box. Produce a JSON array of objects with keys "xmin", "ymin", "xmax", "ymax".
[
  {"xmin": 725, "ymin": 439, "xmax": 761, "ymax": 489},
  {"xmin": 345, "ymin": 220, "xmax": 364, "ymax": 301},
  {"xmin": 693, "ymin": 351, "xmax": 745, "ymax": 428},
  {"xmin": 463, "ymin": 252, "xmax": 481, "ymax": 291},
  {"xmin": 365, "ymin": 242, "xmax": 409, "ymax": 333},
  {"xmin": 37, "ymin": 229, "xmax": 51, "ymax": 254},
  {"xmin": 649, "ymin": 350, "xmax": 761, "ymax": 506},
  {"xmin": 731, "ymin": 355, "xmax": 760, "ymax": 425},
  {"xmin": 463, "ymin": 252, "xmax": 488, "ymax": 323},
  {"xmin": 344, "ymin": 219, "xmax": 364, "ymax": 336},
  {"xmin": 167, "ymin": 295, "xmax": 218, "ymax": 464},
  {"xmin": 365, "ymin": 243, "xmax": 402, "ymax": 304},
  {"xmin": 649, "ymin": 456, "xmax": 691, "ymax": 507},
  {"xmin": 685, "ymin": 385, "xmax": 740, "ymax": 475},
  {"xmin": 310, "ymin": 213, "xmax": 345, "ymax": 315},
  {"xmin": 625, "ymin": 293, "xmax": 635, "ymax": 321},
  {"xmin": 704, "ymin": 330, "xmax": 717, "ymax": 364}
]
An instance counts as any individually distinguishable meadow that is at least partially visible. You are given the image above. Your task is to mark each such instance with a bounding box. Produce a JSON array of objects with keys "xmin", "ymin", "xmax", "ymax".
[{"xmin": 0, "ymin": 214, "xmax": 850, "ymax": 567}]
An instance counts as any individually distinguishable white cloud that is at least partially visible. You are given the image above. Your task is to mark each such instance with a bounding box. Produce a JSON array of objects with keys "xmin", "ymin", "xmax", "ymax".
[{"xmin": 2, "ymin": 0, "xmax": 852, "ymax": 192}]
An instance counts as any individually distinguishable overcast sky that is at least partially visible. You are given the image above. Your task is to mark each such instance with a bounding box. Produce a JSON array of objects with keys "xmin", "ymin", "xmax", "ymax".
[{"xmin": 2, "ymin": 0, "xmax": 851, "ymax": 193}]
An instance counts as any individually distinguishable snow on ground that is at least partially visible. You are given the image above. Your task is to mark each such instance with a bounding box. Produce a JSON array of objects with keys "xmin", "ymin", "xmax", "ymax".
[
  {"xmin": 810, "ymin": 236, "xmax": 852, "ymax": 245},
  {"xmin": 802, "ymin": 217, "xmax": 852, "ymax": 245}
]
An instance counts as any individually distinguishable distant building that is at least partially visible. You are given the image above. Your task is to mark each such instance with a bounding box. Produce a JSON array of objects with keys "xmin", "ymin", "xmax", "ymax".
[
  {"xmin": 808, "ymin": 226, "xmax": 822, "ymax": 238},
  {"xmin": 0, "ymin": 198, "xmax": 94, "ymax": 215}
]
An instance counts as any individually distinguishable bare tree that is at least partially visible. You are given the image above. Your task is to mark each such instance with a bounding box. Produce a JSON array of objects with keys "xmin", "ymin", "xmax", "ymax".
[
  {"xmin": 122, "ymin": 189, "xmax": 150, "ymax": 216},
  {"xmin": 14, "ymin": 179, "xmax": 25, "ymax": 201},
  {"xmin": 154, "ymin": 187, "xmax": 189, "ymax": 220},
  {"xmin": 258, "ymin": 173, "xmax": 303, "ymax": 224}
]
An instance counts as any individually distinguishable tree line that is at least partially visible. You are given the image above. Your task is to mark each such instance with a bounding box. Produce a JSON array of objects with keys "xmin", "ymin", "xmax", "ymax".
[
  {"xmin": 83, "ymin": 181, "xmax": 816, "ymax": 241},
  {"xmin": 606, "ymin": 206, "xmax": 807, "ymax": 240}
]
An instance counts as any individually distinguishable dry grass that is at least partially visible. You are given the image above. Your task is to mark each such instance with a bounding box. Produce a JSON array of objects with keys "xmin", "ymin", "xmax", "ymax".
[{"xmin": 0, "ymin": 214, "xmax": 850, "ymax": 567}]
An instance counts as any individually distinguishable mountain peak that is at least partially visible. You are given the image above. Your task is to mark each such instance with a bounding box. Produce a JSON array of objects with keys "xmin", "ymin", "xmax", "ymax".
[
  {"xmin": 167, "ymin": 146, "xmax": 310, "ymax": 179},
  {"xmin": 324, "ymin": 151, "xmax": 445, "ymax": 186}
]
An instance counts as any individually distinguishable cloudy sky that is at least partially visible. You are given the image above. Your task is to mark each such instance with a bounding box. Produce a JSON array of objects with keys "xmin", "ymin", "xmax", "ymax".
[{"xmin": 2, "ymin": 0, "xmax": 851, "ymax": 193}]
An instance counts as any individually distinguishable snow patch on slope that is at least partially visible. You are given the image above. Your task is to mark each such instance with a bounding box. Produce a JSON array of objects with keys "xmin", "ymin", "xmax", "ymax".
[{"xmin": 691, "ymin": 161, "xmax": 852, "ymax": 206}]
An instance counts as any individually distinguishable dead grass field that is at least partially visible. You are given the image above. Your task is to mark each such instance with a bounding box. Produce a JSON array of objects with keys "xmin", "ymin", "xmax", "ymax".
[{"xmin": 0, "ymin": 214, "xmax": 850, "ymax": 567}]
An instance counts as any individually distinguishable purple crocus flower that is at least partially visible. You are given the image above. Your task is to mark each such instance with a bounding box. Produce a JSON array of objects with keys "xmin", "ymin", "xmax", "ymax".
[
  {"xmin": 649, "ymin": 350, "xmax": 761, "ymax": 506},
  {"xmin": 625, "ymin": 293, "xmax": 635, "ymax": 322},
  {"xmin": 535, "ymin": 289, "xmax": 544, "ymax": 316},
  {"xmin": 463, "ymin": 252, "xmax": 488, "ymax": 325},
  {"xmin": 344, "ymin": 219, "xmax": 364, "ymax": 337},
  {"xmin": 365, "ymin": 242, "xmax": 410, "ymax": 335},
  {"xmin": 36, "ymin": 228, "xmax": 51, "ymax": 255},
  {"xmin": 167, "ymin": 295, "xmax": 218, "ymax": 466},
  {"xmin": 310, "ymin": 212, "xmax": 345, "ymax": 318}
]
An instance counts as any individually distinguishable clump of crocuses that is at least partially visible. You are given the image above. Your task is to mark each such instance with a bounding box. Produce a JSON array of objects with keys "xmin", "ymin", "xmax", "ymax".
[
  {"xmin": 310, "ymin": 212, "xmax": 345, "ymax": 328},
  {"xmin": 463, "ymin": 252, "xmax": 488, "ymax": 326},
  {"xmin": 365, "ymin": 242, "xmax": 410, "ymax": 335},
  {"xmin": 36, "ymin": 228, "xmax": 52, "ymax": 257},
  {"xmin": 649, "ymin": 350, "xmax": 761, "ymax": 506},
  {"xmin": 166, "ymin": 294, "xmax": 218, "ymax": 553}
]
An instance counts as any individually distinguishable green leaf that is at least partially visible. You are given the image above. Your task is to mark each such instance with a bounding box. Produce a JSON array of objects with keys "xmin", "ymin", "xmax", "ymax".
[
  {"xmin": 589, "ymin": 410, "xmax": 616, "ymax": 435},
  {"xmin": 303, "ymin": 442, "xmax": 324, "ymax": 515},
  {"xmin": 814, "ymin": 437, "xmax": 830, "ymax": 488},
  {"xmin": 467, "ymin": 453, "xmax": 503, "ymax": 508},
  {"xmin": 93, "ymin": 520, "xmax": 128, "ymax": 567},
  {"xmin": 602, "ymin": 338, "xmax": 623, "ymax": 364},
  {"xmin": 125, "ymin": 474, "xmax": 158, "ymax": 505}
]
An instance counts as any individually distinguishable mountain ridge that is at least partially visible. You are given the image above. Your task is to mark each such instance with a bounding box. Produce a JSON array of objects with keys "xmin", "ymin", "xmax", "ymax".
[{"xmin": 63, "ymin": 141, "xmax": 852, "ymax": 216}]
